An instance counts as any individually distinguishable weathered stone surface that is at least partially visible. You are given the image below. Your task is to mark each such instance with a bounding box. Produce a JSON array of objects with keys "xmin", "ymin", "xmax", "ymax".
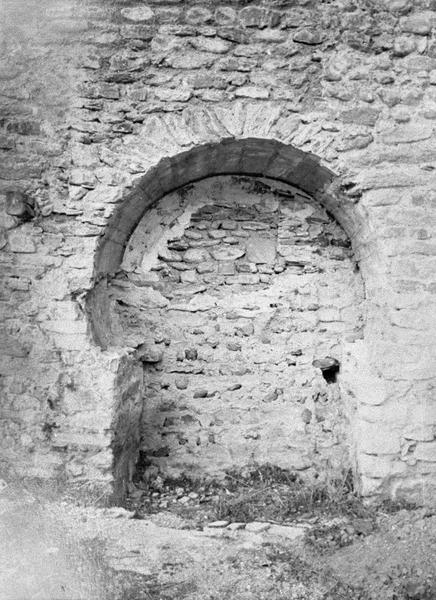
[
  {"xmin": 245, "ymin": 522, "xmax": 270, "ymax": 533},
  {"xmin": 414, "ymin": 441, "xmax": 436, "ymax": 462},
  {"xmin": 69, "ymin": 168, "xmax": 97, "ymax": 188},
  {"xmin": 186, "ymin": 7, "xmax": 213, "ymax": 25},
  {"xmin": 154, "ymin": 87, "xmax": 192, "ymax": 102},
  {"xmin": 196, "ymin": 262, "xmax": 215, "ymax": 274},
  {"xmin": 184, "ymin": 248, "xmax": 210, "ymax": 263},
  {"xmin": 2, "ymin": 0, "xmax": 435, "ymax": 506},
  {"xmin": 263, "ymin": 389, "xmax": 279, "ymax": 403},
  {"xmin": 268, "ymin": 525, "xmax": 306, "ymax": 540},
  {"xmin": 312, "ymin": 357, "xmax": 339, "ymax": 370},
  {"xmin": 175, "ymin": 376, "xmax": 189, "ymax": 390},
  {"xmin": 234, "ymin": 86, "xmax": 269, "ymax": 99},
  {"xmin": 180, "ymin": 270, "xmax": 197, "ymax": 283},
  {"xmin": 207, "ymin": 520, "xmax": 229, "ymax": 528},
  {"xmin": 245, "ymin": 237, "xmax": 276, "ymax": 264},
  {"xmin": 400, "ymin": 13, "xmax": 434, "ymax": 35},
  {"xmin": 255, "ymin": 29, "xmax": 287, "ymax": 43},
  {"xmin": 168, "ymin": 53, "xmax": 215, "ymax": 69},
  {"xmin": 293, "ymin": 29, "xmax": 324, "ymax": 45},
  {"xmin": 403, "ymin": 55, "xmax": 436, "ymax": 72},
  {"xmin": 380, "ymin": 124, "xmax": 433, "ymax": 144},
  {"xmin": 5, "ymin": 191, "xmax": 30, "ymax": 217},
  {"xmin": 403, "ymin": 425, "xmax": 434, "ymax": 442},
  {"xmin": 211, "ymin": 246, "xmax": 246, "ymax": 261},
  {"xmin": 7, "ymin": 231, "xmax": 36, "ymax": 253},
  {"xmin": 358, "ymin": 453, "xmax": 407, "ymax": 478},
  {"xmin": 0, "ymin": 213, "xmax": 18, "ymax": 230},
  {"xmin": 215, "ymin": 7, "xmax": 238, "ymax": 26},
  {"xmin": 191, "ymin": 36, "xmax": 232, "ymax": 54},
  {"xmin": 171, "ymin": 294, "xmax": 217, "ymax": 312},
  {"xmin": 337, "ymin": 133, "xmax": 373, "ymax": 151},
  {"xmin": 359, "ymin": 424, "xmax": 401, "ymax": 455},
  {"xmin": 120, "ymin": 7, "xmax": 154, "ymax": 22},
  {"xmin": 110, "ymin": 177, "xmax": 363, "ymax": 484},
  {"xmin": 227, "ymin": 522, "xmax": 245, "ymax": 531},
  {"xmin": 339, "ymin": 107, "xmax": 380, "ymax": 127},
  {"xmin": 185, "ymin": 348, "xmax": 198, "ymax": 360},
  {"xmin": 226, "ymin": 341, "xmax": 242, "ymax": 351},
  {"xmin": 137, "ymin": 345, "xmax": 163, "ymax": 363},
  {"xmin": 209, "ymin": 230, "xmax": 227, "ymax": 240},
  {"xmin": 239, "ymin": 7, "xmax": 268, "ymax": 28},
  {"xmin": 393, "ymin": 36, "xmax": 416, "ymax": 57}
]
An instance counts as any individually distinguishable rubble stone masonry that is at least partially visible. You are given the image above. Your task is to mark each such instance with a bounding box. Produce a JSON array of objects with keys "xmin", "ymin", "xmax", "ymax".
[{"xmin": 0, "ymin": 0, "xmax": 436, "ymax": 503}]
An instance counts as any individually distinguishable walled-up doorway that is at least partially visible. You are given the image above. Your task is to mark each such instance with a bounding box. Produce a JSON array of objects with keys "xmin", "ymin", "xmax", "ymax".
[{"xmin": 104, "ymin": 175, "xmax": 364, "ymax": 486}]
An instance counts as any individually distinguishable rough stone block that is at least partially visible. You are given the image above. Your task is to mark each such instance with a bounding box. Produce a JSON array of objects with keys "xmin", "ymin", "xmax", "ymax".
[
  {"xmin": 184, "ymin": 248, "xmax": 210, "ymax": 263},
  {"xmin": 186, "ymin": 6, "xmax": 213, "ymax": 25},
  {"xmin": 211, "ymin": 246, "xmax": 245, "ymax": 261},
  {"xmin": 168, "ymin": 52, "xmax": 215, "ymax": 69},
  {"xmin": 403, "ymin": 425, "xmax": 435, "ymax": 442},
  {"xmin": 358, "ymin": 453, "xmax": 407, "ymax": 478},
  {"xmin": 359, "ymin": 476, "xmax": 383, "ymax": 496},
  {"xmin": 245, "ymin": 236, "xmax": 276, "ymax": 264},
  {"xmin": 43, "ymin": 318, "xmax": 87, "ymax": 335},
  {"xmin": 215, "ymin": 7, "xmax": 238, "ymax": 26},
  {"xmin": 239, "ymin": 7, "xmax": 268, "ymax": 28},
  {"xmin": 339, "ymin": 107, "xmax": 380, "ymax": 127},
  {"xmin": 7, "ymin": 231, "xmax": 36, "ymax": 253},
  {"xmin": 70, "ymin": 168, "xmax": 97, "ymax": 188},
  {"xmin": 191, "ymin": 36, "xmax": 232, "ymax": 54},
  {"xmin": 154, "ymin": 87, "xmax": 192, "ymax": 102},
  {"xmin": 234, "ymin": 86, "xmax": 269, "ymax": 99},
  {"xmin": 358, "ymin": 423, "xmax": 401, "ymax": 455},
  {"xmin": 52, "ymin": 431, "xmax": 111, "ymax": 450},
  {"xmin": 136, "ymin": 344, "xmax": 163, "ymax": 363},
  {"xmin": 414, "ymin": 441, "xmax": 436, "ymax": 462},
  {"xmin": 380, "ymin": 124, "xmax": 433, "ymax": 144},
  {"xmin": 4, "ymin": 2, "xmax": 436, "ymax": 505},
  {"xmin": 400, "ymin": 13, "xmax": 434, "ymax": 35},
  {"xmin": 268, "ymin": 525, "xmax": 306, "ymax": 540},
  {"xmin": 120, "ymin": 7, "xmax": 155, "ymax": 22},
  {"xmin": 293, "ymin": 29, "xmax": 324, "ymax": 45}
]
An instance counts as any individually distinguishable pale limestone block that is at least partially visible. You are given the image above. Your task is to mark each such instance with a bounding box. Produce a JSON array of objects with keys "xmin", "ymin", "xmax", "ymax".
[{"xmin": 414, "ymin": 441, "xmax": 436, "ymax": 462}]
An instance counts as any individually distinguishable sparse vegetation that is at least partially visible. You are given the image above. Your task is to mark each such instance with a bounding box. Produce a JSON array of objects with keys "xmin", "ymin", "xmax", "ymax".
[
  {"xmin": 1, "ymin": 469, "xmax": 435, "ymax": 600},
  {"xmin": 304, "ymin": 518, "xmax": 375, "ymax": 552},
  {"xmin": 262, "ymin": 546, "xmax": 371, "ymax": 600},
  {"xmin": 212, "ymin": 464, "xmax": 370, "ymax": 523},
  {"xmin": 129, "ymin": 463, "xmax": 375, "ymax": 527}
]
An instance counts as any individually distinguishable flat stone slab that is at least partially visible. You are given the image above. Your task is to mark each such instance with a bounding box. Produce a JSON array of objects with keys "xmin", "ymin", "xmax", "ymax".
[
  {"xmin": 245, "ymin": 522, "xmax": 271, "ymax": 533},
  {"xmin": 211, "ymin": 246, "xmax": 246, "ymax": 261},
  {"xmin": 380, "ymin": 124, "xmax": 433, "ymax": 145},
  {"xmin": 268, "ymin": 525, "xmax": 307, "ymax": 540},
  {"xmin": 184, "ymin": 248, "xmax": 210, "ymax": 263},
  {"xmin": 227, "ymin": 522, "xmax": 246, "ymax": 531},
  {"xmin": 207, "ymin": 520, "xmax": 230, "ymax": 528},
  {"xmin": 120, "ymin": 7, "xmax": 154, "ymax": 22},
  {"xmin": 170, "ymin": 293, "xmax": 217, "ymax": 312},
  {"xmin": 245, "ymin": 236, "xmax": 276, "ymax": 264}
]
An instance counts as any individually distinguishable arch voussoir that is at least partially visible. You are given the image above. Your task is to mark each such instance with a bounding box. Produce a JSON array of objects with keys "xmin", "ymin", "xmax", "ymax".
[{"xmin": 94, "ymin": 136, "xmax": 362, "ymax": 278}]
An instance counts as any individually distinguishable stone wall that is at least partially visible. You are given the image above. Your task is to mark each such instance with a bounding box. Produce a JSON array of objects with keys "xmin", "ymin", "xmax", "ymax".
[
  {"xmin": 106, "ymin": 175, "xmax": 364, "ymax": 481},
  {"xmin": 1, "ymin": 0, "xmax": 436, "ymax": 503}
]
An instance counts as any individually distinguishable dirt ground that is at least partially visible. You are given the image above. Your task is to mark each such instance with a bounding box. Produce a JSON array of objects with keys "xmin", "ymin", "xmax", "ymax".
[{"xmin": 1, "ymin": 476, "xmax": 435, "ymax": 600}]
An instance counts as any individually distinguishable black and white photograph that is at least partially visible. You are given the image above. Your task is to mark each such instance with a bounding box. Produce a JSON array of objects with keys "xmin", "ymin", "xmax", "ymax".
[{"xmin": 0, "ymin": 0, "xmax": 435, "ymax": 598}]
